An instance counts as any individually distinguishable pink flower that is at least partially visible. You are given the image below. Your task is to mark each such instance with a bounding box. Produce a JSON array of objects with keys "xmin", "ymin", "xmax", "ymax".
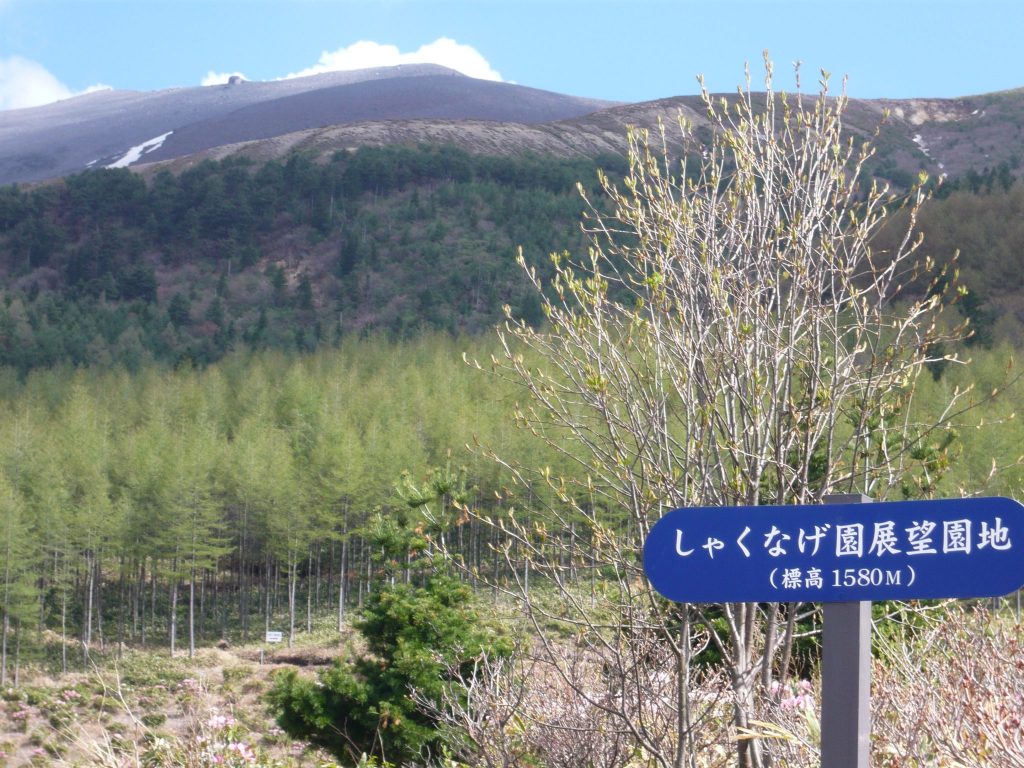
[
  {"xmin": 179, "ymin": 677, "xmax": 201, "ymax": 691},
  {"xmin": 781, "ymin": 693, "xmax": 815, "ymax": 711},
  {"xmin": 207, "ymin": 713, "xmax": 235, "ymax": 730},
  {"xmin": 228, "ymin": 742, "xmax": 257, "ymax": 762}
]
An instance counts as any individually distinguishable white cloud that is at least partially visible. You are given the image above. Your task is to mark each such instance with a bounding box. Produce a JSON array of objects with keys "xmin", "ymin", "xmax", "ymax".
[
  {"xmin": 202, "ymin": 70, "xmax": 247, "ymax": 87},
  {"xmin": 82, "ymin": 83, "xmax": 113, "ymax": 96},
  {"xmin": 0, "ymin": 55, "xmax": 110, "ymax": 110},
  {"xmin": 0, "ymin": 55, "xmax": 71, "ymax": 110},
  {"xmin": 283, "ymin": 38, "xmax": 503, "ymax": 82}
]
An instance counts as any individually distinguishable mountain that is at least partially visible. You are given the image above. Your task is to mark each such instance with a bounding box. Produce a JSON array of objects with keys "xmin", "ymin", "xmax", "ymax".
[
  {"xmin": 0, "ymin": 64, "xmax": 615, "ymax": 186},
  {"xmin": 0, "ymin": 67, "xmax": 1023, "ymax": 373},
  {"xmin": 2, "ymin": 65, "xmax": 1022, "ymax": 189},
  {"xmin": 146, "ymin": 89, "xmax": 1024, "ymax": 190}
]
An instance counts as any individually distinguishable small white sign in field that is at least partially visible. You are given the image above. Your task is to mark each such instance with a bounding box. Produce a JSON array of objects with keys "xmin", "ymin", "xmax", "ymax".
[{"xmin": 265, "ymin": 631, "xmax": 283, "ymax": 643}]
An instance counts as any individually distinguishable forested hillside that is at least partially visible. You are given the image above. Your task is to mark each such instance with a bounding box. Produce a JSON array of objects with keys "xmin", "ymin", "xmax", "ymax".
[
  {"xmin": 3, "ymin": 65, "xmax": 1024, "ymax": 766},
  {"xmin": 0, "ymin": 337, "xmax": 573, "ymax": 668},
  {"xmin": 0, "ymin": 334, "xmax": 1019, "ymax": 675},
  {"xmin": 1, "ymin": 141, "xmax": 1023, "ymax": 670},
  {"xmin": 0, "ymin": 146, "xmax": 625, "ymax": 372},
  {"xmin": 2, "ymin": 142, "xmax": 1024, "ymax": 376},
  {"xmin": 878, "ymin": 175, "xmax": 1024, "ymax": 344},
  {"xmin": 0, "ymin": 134, "xmax": 1021, "ymax": 378}
]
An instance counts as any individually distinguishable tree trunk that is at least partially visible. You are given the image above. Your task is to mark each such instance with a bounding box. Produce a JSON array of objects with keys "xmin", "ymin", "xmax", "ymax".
[
  {"xmin": 94, "ymin": 553, "xmax": 103, "ymax": 650},
  {"xmin": 264, "ymin": 554, "xmax": 272, "ymax": 634},
  {"xmin": 492, "ymin": 523, "xmax": 500, "ymax": 601},
  {"xmin": 673, "ymin": 613, "xmax": 694, "ymax": 768},
  {"xmin": 200, "ymin": 568, "xmax": 207, "ymax": 641},
  {"xmin": 135, "ymin": 559, "xmax": 144, "ymax": 644},
  {"xmin": 117, "ymin": 556, "xmax": 126, "ymax": 660},
  {"xmin": 83, "ymin": 551, "xmax": 94, "ymax": 664},
  {"xmin": 523, "ymin": 556, "xmax": 529, "ymax": 600},
  {"xmin": 1, "ymin": 518, "xmax": 10, "ymax": 687},
  {"xmin": 188, "ymin": 559, "xmax": 196, "ymax": 659},
  {"xmin": 149, "ymin": 562, "xmax": 158, "ymax": 645},
  {"xmin": 306, "ymin": 548, "xmax": 313, "ymax": 634},
  {"xmin": 13, "ymin": 620, "xmax": 20, "ymax": 688},
  {"xmin": 776, "ymin": 604, "xmax": 799, "ymax": 698},
  {"xmin": 358, "ymin": 538, "xmax": 365, "ymax": 608},
  {"xmin": 272, "ymin": 558, "xmax": 280, "ymax": 618},
  {"xmin": 315, "ymin": 542, "xmax": 322, "ymax": 610},
  {"xmin": 60, "ymin": 582, "xmax": 68, "ymax": 676},
  {"xmin": 337, "ymin": 537, "xmax": 347, "ymax": 632},
  {"xmin": 169, "ymin": 566, "xmax": 178, "ymax": 657},
  {"xmin": 217, "ymin": 567, "xmax": 227, "ymax": 641},
  {"xmin": 1, "ymin": 612, "xmax": 8, "ymax": 687},
  {"xmin": 239, "ymin": 504, "xmax": 249, "ymax": 641},
  {"xmin": 731, "ymin": 604, "xmax": 764, "ymax": 768},
  {"xmin": 327, "ymin": 539, "xmax": 335, "ymax": 617},
  {"xmin": 288, "ymin": 552, "xmax": 297, "ymax": 648}
]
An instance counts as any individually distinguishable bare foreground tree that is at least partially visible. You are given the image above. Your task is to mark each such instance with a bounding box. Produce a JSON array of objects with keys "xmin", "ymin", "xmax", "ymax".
[{"xmin": 451, "ymin": 56, "xmax": 975, "ymax": 768}]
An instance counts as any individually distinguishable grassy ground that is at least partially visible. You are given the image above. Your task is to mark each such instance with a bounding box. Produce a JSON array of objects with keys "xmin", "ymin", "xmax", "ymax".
[
  {"xmin": 2, "ymin": 602, "xmax": 1020, "ymax": 767},
  {"xmin": 0, "ymin": 626, "xmax": 356, "ymax": 767}
]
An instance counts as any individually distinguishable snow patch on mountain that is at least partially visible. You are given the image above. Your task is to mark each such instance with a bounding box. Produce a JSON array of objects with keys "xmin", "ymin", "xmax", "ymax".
[
  {"xmin": 106, "ymin": 131, "xmax": 173, "ymax": 169},
  {"xmin": 912, "ymin": 133, "xmax": 931, "ymax": 158}
]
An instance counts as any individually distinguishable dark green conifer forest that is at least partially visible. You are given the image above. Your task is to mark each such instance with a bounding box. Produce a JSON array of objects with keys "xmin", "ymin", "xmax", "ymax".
[{"xmin": 0, "ymin": 146, "xmax": 629, "ymax": 371}]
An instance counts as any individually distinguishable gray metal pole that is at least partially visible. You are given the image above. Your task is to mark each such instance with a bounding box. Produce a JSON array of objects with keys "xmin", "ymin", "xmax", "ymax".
[{"xmin": 821, "ymin": 494, "xmax": 871, "ymax": 768}]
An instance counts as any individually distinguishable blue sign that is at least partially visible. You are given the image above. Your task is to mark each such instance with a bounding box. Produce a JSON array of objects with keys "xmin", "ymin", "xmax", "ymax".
[{"xmin": 643, "ymin": 497, "xmax": 1024, "ymax": 603}]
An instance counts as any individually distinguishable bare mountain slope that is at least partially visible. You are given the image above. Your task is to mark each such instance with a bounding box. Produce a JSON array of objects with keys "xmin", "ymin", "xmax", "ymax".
[
  {"xmin": 1, "ymin": 65, "xmax": 1022, "ymax": 187},
  {"xmin": 136, "ymin": 97, "xmax": 715, "ymax": 177},
  {"xmin": 143, "ymin": 75, "xmax": 619, "ymax": 163},
  {"xmin": 0, "ymin": 64, "xmax": 614, "ymax": 185},
  {"xmin": 138, "ymin": 89, "xmax": 1024, "ymax": 188}
]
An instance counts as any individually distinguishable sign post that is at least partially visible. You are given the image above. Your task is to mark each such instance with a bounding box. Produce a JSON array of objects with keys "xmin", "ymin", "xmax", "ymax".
[
  {"xmin": 642, "ymin": 495, "xmax": 1024, "ymax": 768},
  {"xmin": 821, "ymin": 494, "xmax": 870, "ymax": 768},
  {"xmin": 261, "ymin": 630, "xmax": 283, "ymax": 665}
]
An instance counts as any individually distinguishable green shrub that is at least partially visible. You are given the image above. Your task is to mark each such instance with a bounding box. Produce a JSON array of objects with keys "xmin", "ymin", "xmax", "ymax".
[
  {"xmin": 140, "ymin": 712, "xmax": 167, "ymax": 727},
  {"xmin": 222, "ymin": 665, "xmax": 254, "ymax": 684},
  {"xmin": 23, "ymin": 688, "xmax": 48, "ymax": 707},
  {"xmin": 268, "ymin": 573, "xmax": 511, "ymax": 765}
]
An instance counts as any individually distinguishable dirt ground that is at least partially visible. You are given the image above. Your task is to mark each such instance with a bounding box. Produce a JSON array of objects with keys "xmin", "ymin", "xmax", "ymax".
[{"xmin": 0, "ymin": 640, "xmax": 346, "ymax": 767}]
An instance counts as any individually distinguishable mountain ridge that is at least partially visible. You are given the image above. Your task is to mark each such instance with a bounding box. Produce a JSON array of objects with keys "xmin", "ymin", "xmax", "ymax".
[
  {"xmin": 0, "ymin": 64, "xmax": 616, "ymax": 186},
  {"xmin": 3, "ymin": 65, "xmax": 1023, "ymax": 188},
  {"xmin": 135, "ymin": 89, "xmax": 1024, "ymax": 189}
]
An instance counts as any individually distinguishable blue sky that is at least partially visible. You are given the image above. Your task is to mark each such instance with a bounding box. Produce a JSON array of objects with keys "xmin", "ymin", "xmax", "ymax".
[{"xmin": 0, "ymin": 0, "xmax": 1021, "ymax": 111}]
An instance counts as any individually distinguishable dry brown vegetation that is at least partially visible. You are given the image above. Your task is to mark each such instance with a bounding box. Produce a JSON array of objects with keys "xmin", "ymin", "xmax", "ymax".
[{"xmin": 0, "ymin": 640, "xmax": 342, "ymax": 767}]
